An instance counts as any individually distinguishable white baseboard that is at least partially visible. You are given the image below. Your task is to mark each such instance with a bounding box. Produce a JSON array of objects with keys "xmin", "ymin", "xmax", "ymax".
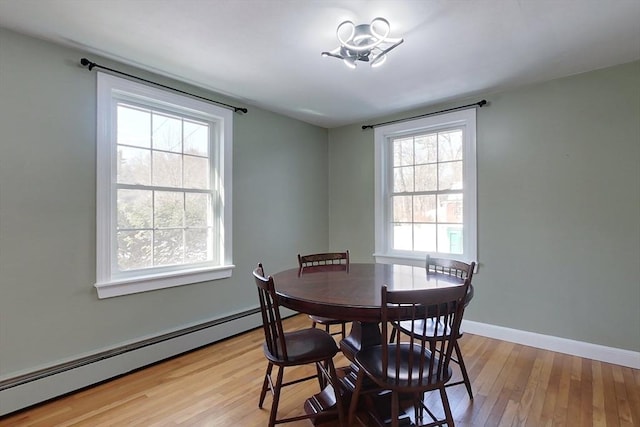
[
  {"xmin": 0, "ymin": 307, "xmax": 297, "ymax": 417},
  {"xmin": 462, "ymin": 319, "xmax": 640, "ymax": 369}
]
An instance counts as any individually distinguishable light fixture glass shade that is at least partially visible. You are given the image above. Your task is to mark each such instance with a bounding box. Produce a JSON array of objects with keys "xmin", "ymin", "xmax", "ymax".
[{"xmin": 321, "ymin": 17, "xmax": 403, "ymax": 68}]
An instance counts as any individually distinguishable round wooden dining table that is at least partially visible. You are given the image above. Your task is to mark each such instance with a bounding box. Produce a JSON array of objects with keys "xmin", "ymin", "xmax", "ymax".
[
  {"xmin": 272, "ymin": 262, "xmax": 469, "ymax": 425},
  {"xmin": 273, "ymin": 263, "xmax": 468, "ymax": 356},
  {"xmin": 274, "ymin": 262, "xmax": 466, "ymax": 321}
]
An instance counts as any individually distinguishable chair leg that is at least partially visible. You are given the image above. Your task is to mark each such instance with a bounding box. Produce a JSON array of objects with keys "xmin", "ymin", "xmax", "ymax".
[
  {"xmin": 391, "ymin": 391, "xmax": 400, "ymax": 427},
  {"xmin": 413, "ymin": 394, "xmax": 423, "ymax": 424},
  {"xmin": 341, "ymin": 322, "xmax": 346, "ymax": 339},
  {"xmin": 268, "ymin": 366, "xmax": 285, "ymax": 427},
  {"xmin": 258, "ymin": 362, "xmax": 273, "ymax": 408},
  {"xmin": 439, "ymin": 386, "xmax": 454, "ymax": 426},
  {"xmin": 327, "ymin": 359, "xmax": 345, "ymax": 427},
  {"xmin": 348, "ymin": 368, "xmax": 365, "ymax": 426},
  {"xmin": 455, "ymin": 340, "xmax": 473, "ymax": 400}
]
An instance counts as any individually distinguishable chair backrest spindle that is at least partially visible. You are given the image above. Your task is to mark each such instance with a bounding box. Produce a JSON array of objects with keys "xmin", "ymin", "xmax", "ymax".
[
  {"xmin": 254, "ymin": 264, "xmax": 288, "ymax": 361},
  {"xmin": 298, "ymin": 251, "xmax": 349, "ymax": 275},
  {"xmin": 426, "ymin": 255, "xmax": 475, "ymax": 282}
]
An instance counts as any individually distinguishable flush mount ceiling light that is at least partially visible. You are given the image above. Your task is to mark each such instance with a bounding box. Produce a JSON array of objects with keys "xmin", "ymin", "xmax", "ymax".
[{"xmin": 321, "ymin": 17, "xmax": 404, "ymax": 69}]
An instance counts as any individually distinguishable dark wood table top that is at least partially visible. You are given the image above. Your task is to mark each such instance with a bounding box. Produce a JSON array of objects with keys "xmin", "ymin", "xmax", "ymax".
[{"xmin": 273, "ymin": 263, "xmax": 466, "ymax": 323}]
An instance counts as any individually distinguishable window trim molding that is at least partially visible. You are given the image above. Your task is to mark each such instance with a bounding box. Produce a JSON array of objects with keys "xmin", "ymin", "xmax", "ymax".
[
  {"xmin": 95, "ymin": 72, "xmax": 233, "ymax": 298},
  {"xmin": 373, "ymin": 108, "xmax": 477, "ymax": 266}
]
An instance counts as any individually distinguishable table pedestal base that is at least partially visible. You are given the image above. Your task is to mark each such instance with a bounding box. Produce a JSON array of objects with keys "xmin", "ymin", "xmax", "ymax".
[
  {"xmin": 302, "ymin": 322, "xmax": 415, "ymax": 426},
  {"xmin": 303, "ymin": 366, "xmax": 414, "ymax": 426}
]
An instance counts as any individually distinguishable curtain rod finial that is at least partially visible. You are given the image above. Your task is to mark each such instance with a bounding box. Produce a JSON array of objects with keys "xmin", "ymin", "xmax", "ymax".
[{"xmin": 80, "ymin": 58, "xmax": 95, "ymax": 70}]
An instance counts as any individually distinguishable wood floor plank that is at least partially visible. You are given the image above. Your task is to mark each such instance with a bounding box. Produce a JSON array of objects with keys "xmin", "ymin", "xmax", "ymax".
[
  {"xmin": 487, "ymin": 346, "xmax": 524, "ymax": 426},
  {"xmin": 611, "ymin": 365, "xmax": 634, "ymax": 427},
  {"xmin": 567, "ymin": 356, "xmax": 584, "ymax": 426},
  {"xmin": 0, "ymin": 314, "xmax": 637, "ymax": 427},
  {"xmin": 622, "ymin": 366, "xmax": 640, "ymax": 426},
  {"xmin": 602, "ymin": 363, "xmax": 622, "ymax": 427},
  {"xmin": 592, "ymin": 361, "xmax": 608, "ymax": 427},
  {"xmin": 578, "ymin": 358, "xmax": 593, "ymax": 427},
  {"xmin": 538, "ymin": 349, "xmax": 563, "ymax": 426},
  {"xmin": 523, "ymin": 350, "xmax": 555, "ymax": 427},
  {"xmin": 512, "ymin": 347, "xmax": 544, "ymax": 426}
]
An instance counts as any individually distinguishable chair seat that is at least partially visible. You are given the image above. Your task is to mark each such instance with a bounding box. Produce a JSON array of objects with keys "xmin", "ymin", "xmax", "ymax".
[
  {"xmin": 264, "ymin": 328, "xmax": 338, "ymax": 364},
  {"xmin": 309, "ymin": 314, "xmax": 344, "ymax": 325},
  {"xmin": 355, "ymin": 343, "xmax": 452, "ymax": 389}
]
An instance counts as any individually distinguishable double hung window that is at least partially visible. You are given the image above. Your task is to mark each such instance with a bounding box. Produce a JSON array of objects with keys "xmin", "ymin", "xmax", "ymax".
[
  {"xmin": 95, "ymin": 73, "xmax": 233, "ymax": 298},
  {"xmin": 374, "ymin": 109, "xmax": 477, "ymax": 266}
]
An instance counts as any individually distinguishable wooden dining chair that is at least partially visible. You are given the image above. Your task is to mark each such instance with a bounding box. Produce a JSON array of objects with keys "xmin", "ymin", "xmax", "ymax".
[
  {"xmin": 297, "ymin": 251, "xmax": 350, "ymax": 339},
  {"xmin": 391, "ymin": 256, "xmax": 476, "ymax": 400},
  {"xmin": 253, "ymin": 264, "xmax": 345, "ymax": 427},
  {"xmin": 348, "ymin": 283, "xmax": 469, "ymax": 427}
]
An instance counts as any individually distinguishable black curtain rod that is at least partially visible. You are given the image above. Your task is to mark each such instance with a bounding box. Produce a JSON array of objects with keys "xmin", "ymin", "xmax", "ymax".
[
  {"xmin": 80, "ymin": 58, "xmax": 248, "ymax": 114},
  {"xmin": 362, "ymin": 99, "xmax": 487, "ymax": 130}
]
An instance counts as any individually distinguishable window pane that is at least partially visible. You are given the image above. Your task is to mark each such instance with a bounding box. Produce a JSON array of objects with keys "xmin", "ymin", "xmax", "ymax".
[
  {"xmin": 413, "ymin": 195, "xmax": 436, "ymax": 222},
  {"xmin": 117, "ymin": 146, "xmax": 151, "ymax": 185},
  {"xmin": 154, "ymin": 229, "xmax": 184, "ymax": 266},
  {"xmin": 393, "ymin": 223, "xmax": 412, "ymax": 250},
  {"xmin": 184, "ymin": 120, "xmax": 209, "ymax": 156},
  {"xmin": 185, "ymin": 193, "xmax": 210, "ymax": 227},
  {"xmin": 185, "ymin": 228, "xmax": 211, "ymax": 263},
  {"xmin": 438, "ymin": 160, "xmax": 463, "ymax": 190},
  {"xmin": 438, "ymin": 130, "xmax": 463, "ymax": 161},
  {"xmin": 393, "ymin": 137, "xmax": 413, "ymax": 166},
  {"xmin": 117, "ymin": 230, "xmax": 152, "ymax": 270},
  {"xmin": 155, "ymin": 191, "xmax": 184, "ymax": 228},
  {"xmin": 415, "ymin": 134, "xmax": 437, "ymax": 164},
  {"xmin": 393, "ymin": 166, "xmax": 414, "ymax": 192},
  {"xmin": 414, "ymin": 224, "xmax": 436, "ymax": 252},
  {"xmin": 152, "ymin": 113, "xmax": 182, "ymax": 152},
  {"xmin": 152, "ymin": 151, "xmax": 183, "ymax": 187},
  {"xmin": 414, "ymin": 164, "xmax": 437, "ymax": 192},
  {"xmin": 392, "ymin": 196, "xmax": 412, "ymax": 222},
  {"xmin": 437, "ymin": 194, "xmax": 463, "ymax": 223},
  {"xmin": 117, "ymin": 189, "xmax": 152, "ymax": 229},
  {"xmin": 184, "ymin": 155, "xmax": 209, "ymax": 189},
  {"xmin": 437, "ymin": 224, "xmax": 463, "ymax": 254},
  {"xmin": 117, "ymin": 105, "xmax": 150, "ymax": 148}
]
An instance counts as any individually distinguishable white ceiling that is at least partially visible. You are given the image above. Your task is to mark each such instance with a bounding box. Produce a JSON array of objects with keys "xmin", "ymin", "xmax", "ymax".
[{"xmin": 1, "ymin": 0, "xmax": 639, "ymax": 128}]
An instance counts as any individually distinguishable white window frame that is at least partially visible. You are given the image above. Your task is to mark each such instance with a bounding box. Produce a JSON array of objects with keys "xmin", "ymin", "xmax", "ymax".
[
  {"xmin": 373, "ymin": 109, "xmax": 477, "ymax": 267},
  {"xmin": 94, "ymin": 72, "xmax": 233, "ymax": 298}
]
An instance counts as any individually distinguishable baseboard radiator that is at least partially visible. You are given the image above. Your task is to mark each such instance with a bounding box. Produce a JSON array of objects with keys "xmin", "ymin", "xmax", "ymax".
[{"xmin": 0, "ymin": 307, "xmax": 298, "ymax": 416}]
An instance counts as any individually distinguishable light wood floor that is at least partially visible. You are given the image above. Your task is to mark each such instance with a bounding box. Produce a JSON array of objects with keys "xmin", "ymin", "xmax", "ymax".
[{"xmin": 1, "ymin": 315, "xmax": 638, "ymax": 426}]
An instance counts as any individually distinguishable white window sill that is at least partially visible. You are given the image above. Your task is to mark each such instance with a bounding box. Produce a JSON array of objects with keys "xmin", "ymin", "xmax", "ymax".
[
  {"xmin": 373, "ymin": 253, "xmax": 427, "ymax": 267},
  {"xmin": 94, "ymin": 265, "xmax": 235, "ymax": 299}
]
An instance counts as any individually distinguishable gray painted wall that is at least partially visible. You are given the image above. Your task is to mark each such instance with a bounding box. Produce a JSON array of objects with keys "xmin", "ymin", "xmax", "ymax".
[
  {"xmin": 0, "ymin": 28, "xmax": 329, "ymax": 377},
  {"xmin": 328, "ymin": 60, "xmax": 640, "ymax": 352},
  {"xmin": 1, "ymin": 26, "xmax": 638, "ymax": 384}
]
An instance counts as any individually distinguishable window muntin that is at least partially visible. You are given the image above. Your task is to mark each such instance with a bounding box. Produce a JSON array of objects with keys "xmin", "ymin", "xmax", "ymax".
[
  {"xmin": 374, "ymin": 109, "xmax": 477, "ymax": 266},
  {"xmin": 390, "ymin": 128, "xmax": 464, "ymax": 254},
  {"xmin": 115, "ymin": 103, "xmax": 216, "ymax": 272},
  {"xmin": 95, "ymin": 73, "xmax": 233, "ymax": 298}
]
